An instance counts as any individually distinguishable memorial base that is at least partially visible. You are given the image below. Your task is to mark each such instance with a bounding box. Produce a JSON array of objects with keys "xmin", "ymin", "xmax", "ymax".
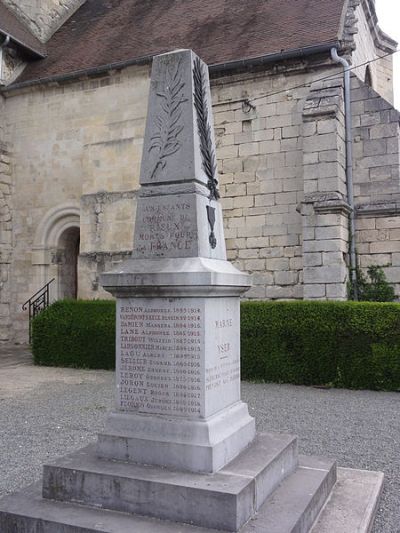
[
  {"xmin": 97, "ymin": 401, "xmax": 255, "ymax": 473},
  {"xmin": 0, "ymin": 431, "xmax": 383, "ymax": 533}
]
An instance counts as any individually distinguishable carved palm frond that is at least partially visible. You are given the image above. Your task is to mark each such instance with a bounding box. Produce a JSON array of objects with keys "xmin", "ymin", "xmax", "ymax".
[
  {"xmin": 148, "ymin": 59, "xmax": 187, "ymax": 180},
  {"xmin": 193, "ymin": 57, "xmax": 220, "ymax": 201}
]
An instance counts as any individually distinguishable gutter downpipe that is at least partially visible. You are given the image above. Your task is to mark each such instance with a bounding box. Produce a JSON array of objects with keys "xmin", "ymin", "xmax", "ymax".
[
  {"xmin": 331, "ymin": 47, "xmax": 358, "ymax": 300},
  {"xmin": 0, "ymin": 35, "xmax": 10, "ymax": 84}
]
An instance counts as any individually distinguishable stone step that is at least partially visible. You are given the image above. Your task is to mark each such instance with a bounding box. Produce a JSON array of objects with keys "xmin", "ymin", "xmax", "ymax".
[
  {"xmin": 310, "ymin": 467, "xmax": 384, "ymax": 533},
  {"xmin": 242, "ymin": 455, "xmax": 337, "ymax": 533},
  {"xmin": 0, "ymin": 463, "xmax": 383, "ymax": 533},
  {"xmin": 42, "ymin": 432, "xmax": 298, "ymax": 532},
  {"xmin": 0, "ymin": 482, "xmax": 212, "ymax": 533}
]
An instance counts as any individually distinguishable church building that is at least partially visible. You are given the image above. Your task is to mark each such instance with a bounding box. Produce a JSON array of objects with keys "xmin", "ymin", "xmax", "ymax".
[{"xmin": 0, "ymin": 0, "xmax": 399, "ymax": 342}]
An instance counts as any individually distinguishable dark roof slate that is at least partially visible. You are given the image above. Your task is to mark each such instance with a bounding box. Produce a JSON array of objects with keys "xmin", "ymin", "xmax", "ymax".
[
  {"xmin": 16, "ymin": 0, "xmax": 346, "ymax": 84},
  {"xmin": 0, "ymin": 2, "xmax": 46, "ymax": 57}
]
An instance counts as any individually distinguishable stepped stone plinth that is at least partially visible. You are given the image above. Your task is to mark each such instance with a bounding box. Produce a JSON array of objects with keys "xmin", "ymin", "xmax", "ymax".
[{"xmin": 0, "ymin": 49, "xmax": 384, "ymax": 533}]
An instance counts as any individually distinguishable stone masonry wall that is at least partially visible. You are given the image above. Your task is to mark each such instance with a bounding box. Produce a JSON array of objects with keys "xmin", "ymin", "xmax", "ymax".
[
  {"xmin": 0, "ymin": 97, "xmax": 12, "ymax": 341},
  {"xmin": 351, "ymin": 75, "xmax": 400, "ymax": 297},
  {"xmin": 3, "ymin": 55, "xmax": 400, "ymax": 341},
  {"xmin": 300, "ymin": 79, "xmax": 350, "ymax": 300},
  {"xmin": 3, "ymin": 64, "xmax": 151, "ymax": 341},
  {"xmin": 351, "ymin": 0, "xmax": 394, "ymax": 104},
  {"xmin": 3, "ymin": 60, "xmax": 339, "ymax": 340},
  {"xmin": 2, "ymin": 0, "xmax": 84, "ymax": 42},
  {"xmin": 212, "ymin": 66, "xmax": 337, "ymax": 300}
]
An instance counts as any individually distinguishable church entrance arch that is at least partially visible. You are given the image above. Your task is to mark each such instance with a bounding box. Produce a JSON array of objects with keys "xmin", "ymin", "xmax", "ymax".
[
  {"xmin": 32, "ymin": 203, "xmax": 80, "ymax": 302},
  {"xmin": 56, "ymin": 226, "xmax": 80, "ymax": 299}
]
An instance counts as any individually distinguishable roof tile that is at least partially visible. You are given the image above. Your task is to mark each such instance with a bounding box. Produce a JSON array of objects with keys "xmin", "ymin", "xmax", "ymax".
[{"xmin": 16, "ymin": 0, "xmax": 346, "ymax": 84}]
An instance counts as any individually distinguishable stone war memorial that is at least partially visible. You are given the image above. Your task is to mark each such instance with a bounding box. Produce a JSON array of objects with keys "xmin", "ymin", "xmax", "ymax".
[{"xmin": 0, "ymin": 50, "xmax": 384, "ymax": 532}]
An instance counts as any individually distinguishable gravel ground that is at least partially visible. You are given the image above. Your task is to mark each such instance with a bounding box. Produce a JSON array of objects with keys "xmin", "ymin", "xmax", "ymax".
[{"xmin": 0, "ymin": 364, "xmax": 398, "ymax": 532}]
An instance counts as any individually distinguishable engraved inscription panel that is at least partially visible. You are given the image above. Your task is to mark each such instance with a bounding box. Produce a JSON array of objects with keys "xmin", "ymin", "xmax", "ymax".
[
  {"xmin": 204, "ymin": 298, "xmax": 241, "ymax": 417},
  {"xmin": 117, "ymin": 298, "xmax": 204, "ymax": 417},
  {"xmin": 133, "ymin": 195, "xmax": 198, "ymax": 258}
]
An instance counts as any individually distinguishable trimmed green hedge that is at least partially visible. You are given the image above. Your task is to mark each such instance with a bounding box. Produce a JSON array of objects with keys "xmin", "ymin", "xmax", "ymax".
[
  {"xmin": 241, "ymin": 300, "xmax": 400, "ymax": 391},
  {"xmin": 32, "ymin": 300, "xmax": 115, "ymax": 369},
  {"xmin": 32, "ymin": 300, "xmax": 400, "ymax": 390}
]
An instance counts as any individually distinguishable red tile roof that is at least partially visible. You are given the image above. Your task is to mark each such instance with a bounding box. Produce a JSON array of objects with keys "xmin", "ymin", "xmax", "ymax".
[
  {"xmin": 16, "ymin": 0, "xmax": 346, "ymax": 84},
  {"xmin": 0, "ymin": 2, "xmax": 46, "ymax": 58}
]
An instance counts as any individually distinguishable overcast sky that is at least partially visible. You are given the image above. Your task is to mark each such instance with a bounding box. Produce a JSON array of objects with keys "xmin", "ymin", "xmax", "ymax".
[{"xmin": 375, "ymin": 0, "xmax": 400, "ymax": 109}]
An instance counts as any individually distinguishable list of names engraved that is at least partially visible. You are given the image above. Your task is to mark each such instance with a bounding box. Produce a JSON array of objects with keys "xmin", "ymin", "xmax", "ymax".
[{"xmin": 118, "ymin": 298, "xmax": 203, "ymax": 416}]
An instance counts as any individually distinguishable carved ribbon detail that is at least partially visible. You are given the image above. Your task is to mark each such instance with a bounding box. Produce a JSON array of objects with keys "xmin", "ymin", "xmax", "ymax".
[
  {"xmin": 206, "ymin": 205, "xmax": 217, "ymax": 249},
  {"xmin": 193, "ymin": 57, "xmax": 220, "ymax": 201},
  {"xmin": 148, "ymin": 59, "xmax": 187, "ymax": 180}
]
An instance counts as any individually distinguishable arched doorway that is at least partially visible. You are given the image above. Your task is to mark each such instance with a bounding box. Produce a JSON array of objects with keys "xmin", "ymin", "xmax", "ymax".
[
  {"xmin": 57, "ymin": 226, "xmax": 80, "ymax": 299},
  {"xmin": 32, "ymin": 203, "xmax": 80, "ymax": 302}
]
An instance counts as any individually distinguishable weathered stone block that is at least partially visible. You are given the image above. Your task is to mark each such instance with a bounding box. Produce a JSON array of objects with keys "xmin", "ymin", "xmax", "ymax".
[
  {"xmin": 326, "ymin": 283, "xmax": 347, "ymax": 299},
  {"xmin": 274, "ymin": 271, "xmax": 298, "ymax": 286},
  {"xmin": 370, "ymin": 241, "xmax": 400, "ymax": 253},
  {"xmin": 302, "ymin": 122, "xmax": 317, "ymax": 137},
  {"xmin": 364, "ymin": 97, "xmax": 393, "ymax": 113},
  {"xmin": 303, "ymin": 284, "xmax": 326, "ymax": 299},
  {"xmin": 270, "ymin": 234, "xmax": 299, "ymax": 247},
  {"xmin": 266, "ymin": 257, "xmax": 290, "ymax": 271},
  {"xmin": 369, "ymin": 123, "xmax": 399, "ymax": 139},
  {"xmin": 356, "ymin": 217, "xmax": 376, "ymax": 230},
  {"xmin": 303, "ymin": 265, "xmax": 347, "ymax": 284},
  {"xmin": 282, "ymin": 126, "xmax": 300, "ymax": 139},
  {"xmin": 239, "ymin": 143, "xmax": 260, "ymax": 157},
  {"xmin": 315, "ymin": 225, "xmax": 348, "ymax": 241},
  {"xmin": 238, "ymin": 225, "xmax": 264, "ymax": 238},
  {"xmin": 234, "ymin": 196, "xmax": 254, "ymax": 209},
  {"xmin": 359, "ymin": 254, "xmax": 391, "ymax": 267},
  {"xmin": 363, "ymin": 139, "xmax": 387, "ymax": 157},
  {"xmin": 245, "ymin": 259, "xmax": 266, "ymax": 271},
  {"xmin": 303, "ymin": 252, "xmax": 322, "ymax": 267},
  {"xmin": 303, "ymin": 239, "xmax": 347, "ymax": 253},
  {"xmin": 376, "ymin": 217, "xmax": 400, "ymax": 229},
  {"xmin": 322, "ymin": 251, "xmax": 345, "ymax": 265},
  {"xmin": 255, "ymin": 195, "xmax": 276, "ymax": 208},
  {"xmin": 381, "ymin": 266, "xmax": 400, "ymax": 283},
  {"xmin": 303, "ymin": 133, "xmax": 338, "ymax": 153},
  {"xmin": 223, "ymin": 158, "xmax": 243, "ymax": 173}
]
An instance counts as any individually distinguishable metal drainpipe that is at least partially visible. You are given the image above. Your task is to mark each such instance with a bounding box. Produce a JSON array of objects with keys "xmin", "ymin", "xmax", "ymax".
[
  {"xmin": 331, "ymin": 47, "xmax": 358, "ymax": 300},
  {"xmin": 0, "ymin": 35, "xmax": 10, "ymax": 84}
]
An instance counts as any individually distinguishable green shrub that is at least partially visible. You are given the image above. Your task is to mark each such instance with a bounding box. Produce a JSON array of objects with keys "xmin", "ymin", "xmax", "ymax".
[
  {"xmin": 32, "ymin": 299, "xmax": 115, "ymax": 369},
  {"xmin": 241, "ymin": 300, "xmax": 400, "ymax": 391},
  {"xmin": 348, "ymin": 265, "xmax": 395, "ymax": 302},
  {"xmin": 33, "ymin": 299, "xmax": 400, "ymax": 390}
]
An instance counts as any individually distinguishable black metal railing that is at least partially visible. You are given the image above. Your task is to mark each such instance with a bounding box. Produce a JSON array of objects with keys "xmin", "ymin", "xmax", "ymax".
[{"xmin": 22, "ymin": 278, "xmax": 55, "ymax": 343}]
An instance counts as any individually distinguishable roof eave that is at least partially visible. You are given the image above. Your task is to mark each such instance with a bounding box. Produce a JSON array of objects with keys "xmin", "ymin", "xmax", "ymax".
[
  {"xmin": 0, "ymin": 29, "xmax": 46, "ymax": 59},
  {"xmin": 209, "ymin": 41, "xmax": 342, "ymax": 73},
  {"xmin": 2, "ymin": 41, "xmax": 341, "ymax": 93}
]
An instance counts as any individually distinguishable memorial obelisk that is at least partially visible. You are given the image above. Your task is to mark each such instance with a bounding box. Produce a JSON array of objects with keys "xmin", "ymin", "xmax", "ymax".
[
  {"xmin": 98, "ymin": 49, "xmax": 256, "ymax": 473},
  {"xmin": 0, "ymin": 48, "xmax": 383, "ymax": 533}
]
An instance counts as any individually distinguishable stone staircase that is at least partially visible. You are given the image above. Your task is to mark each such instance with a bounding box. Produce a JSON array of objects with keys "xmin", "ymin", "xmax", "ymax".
[{"xmin": 0, "ymin": 431, "xmax": 383, "ymax": 532}]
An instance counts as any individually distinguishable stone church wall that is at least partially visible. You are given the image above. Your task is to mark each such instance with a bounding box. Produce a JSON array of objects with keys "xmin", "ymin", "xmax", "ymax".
[
  {"xmin": 3, "ymin": 65, "xmax": 151, "ymax": 340},
  {"xmin": 0, "ymin": 97, "xmax": 12, "ymax": 340},
  {"xmin": 211, "ymin": 66, "xmax": 346, "ymax": 300},
  {"xmin": 3, "ymin": 61, "xmax": 338, "ymax": 340},
  {"xmin": 3, "ymin": 56, "xmax": 400, "ymax": 341},
  {"xmin": 351, "ymin": 0, "xmax": 395, "ymax": 104},
  {"xmin": 351, "ymin": 75, "xmax": 400, "ymax": 297}
]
